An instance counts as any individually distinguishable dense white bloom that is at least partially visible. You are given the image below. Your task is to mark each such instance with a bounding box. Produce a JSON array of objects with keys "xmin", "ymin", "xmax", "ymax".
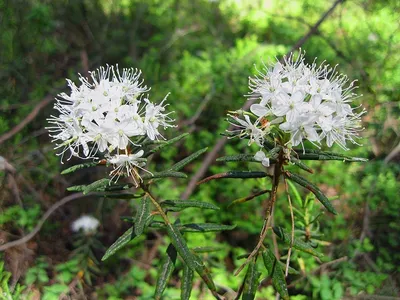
[
  {"xmin": 47, "ymin": 65, "xmax": 175, "ymax": 162},
  {"xmin": 229, "ymin": 51, "xmax": 365, "ymax": 152},
  {"xmin": 71, "ymin": 215, "xmax": 100, "ymax": 233}
]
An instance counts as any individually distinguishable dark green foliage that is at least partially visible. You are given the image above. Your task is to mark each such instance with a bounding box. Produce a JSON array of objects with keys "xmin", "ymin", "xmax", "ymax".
[
  {"xmin": 273, "ymin": 226, "xmax": 324, "ymax": 258},
  {"xmin": 242, "ymin": 259, "xmax": 261, "ymax": 300},
  {"xmin": 262, "ymin": 249, "xmax": 289, "ymax": 300},
  {"xmin": 155, "ymin": 244, "xmax": 177, "ymax": 299}
]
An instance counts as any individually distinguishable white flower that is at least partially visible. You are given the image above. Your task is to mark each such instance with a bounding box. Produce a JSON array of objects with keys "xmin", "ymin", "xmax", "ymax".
[
  {"xmin": 71, "ymin": 215, "xmax": 100, "ymax": 234},
  {"xmin": 107, "ymin": 150, "xmax": 152, "ymax": 186},
  {"xmin": 235, "ymin": 51, "xmax": 366, "ymax": 150},
  {"xmin": 227, "ymin": 114, "xmax": 265, "ymax": 147},
  {"xmin": 254, "ymin": 150, "xmax": 270, "ymax": 167},
  {"xmin": 47, "ymin": 65, "xmax": 175, "ymax": 163},
  {"xmin": 280, "ymin": 116, "xmax": 320, "ymax": 149}
]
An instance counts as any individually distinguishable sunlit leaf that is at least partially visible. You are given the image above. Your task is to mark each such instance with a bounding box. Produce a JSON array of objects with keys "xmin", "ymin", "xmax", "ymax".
[
  {"xmin": 104, "ymin": 193, "xmax": 144, "ymax": 200},
  {"xmin": 285, "ymin": 171, "xmax": 337, "ymax": 214},
  {"xmin": 66, "ymin": 185, "xmax": 86, "ymax": 192},
  {"xmin": 228, "ymin": 189, "xmax": 270, "ymax": 208}
]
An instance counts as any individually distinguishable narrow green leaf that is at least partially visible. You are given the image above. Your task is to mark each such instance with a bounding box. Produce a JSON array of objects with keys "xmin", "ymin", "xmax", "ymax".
[
  {"xmin": 228, "ymin": 190, "xmax": 270, "ymax": 208},
  {"xmin": 262, "ymin": 249, "xmax": 289, "ymax": 300},
  {"xmin": 216, "ymin": 154, "xmax": 258, "ymax": 163},
  {"xmin": 142, "ymin": 171, "xmax": 187, "ymax": 180},
  {"xmin": 181, "ymin": 264, "xmax": 194, "ymax": 300},
  {"xmin": 192, "ymin": 246, "xmax": 223, "ymax": 253},
  {"xmin": 160, "ymin": 200, "xmax": 220, "ymax": 212},
  {"xmin": 152, "ymin": 222, "xmax": 236, "ymax": 233},
  {"xmin": 280, "ymin": 262, "xmax": 300, "ymax": 275},
  {"xmin": 155, "ymin": 244, "xmax": 177, "ymax": 300},
  {"xmin": 134, "ymin": 196, "xmax": 150, "ymax": 236},
  {"xmin": 242, "ymin": 258, "xmax": 261, "ymax": 300},
  {"xmin": 102, "ymin": 226, "xmax": 136, "ymax": 261},
  {"xmin": 294, "ymin": 149, "xmax": 368, "ymax": 162},
  {"xmin": 146, "ymin": 133, "xmax": 189, "ymax": 156},
  {"xmin": 273, "ymin": 226, "xmax": 324, "ymax": 258},
  {"xmin": 290, "ymin": 156, "xmax": 314, "ymax": 173},
  {"xmin": 83, "ymin": 178, "xmax": 111, "ymax": 195},
  {"xmin": 105, "ymin": 193, "xmax": 144, "ymax": 200},
  {"xmin": 66, "ymin": 185, "xmax": 86, "ymax": 192},
  {"xmin": 105, "ymin": 183, "xmax": 134, "ymax": 191},
  {"xmin": 198, "ymin": 171, "xmax": 270, "ymax": 185},
  {"xmin": 166, "ymin": 224, "xmax": 216, "ymax": 292},
  {"xmin": 169, "ymin": 147, "xmax": 208, "ymax": 171},
  {"xmin": 61, "ymin": 162, "xmax": 100, "ymax": 175},
  {"xmin": 179, "ymin": 223, "xmax": 236, "ymax": 233},
  {"xmin": 287, "ymin": 180, "xmax": 302, "ymax": 207},
  {"xmin": 166, "ymin": 224, "xmax": 196, "ymax": 270},
  {"xmin": 285, "ymin": 171, "xmax": 337, "ymax": 214}
]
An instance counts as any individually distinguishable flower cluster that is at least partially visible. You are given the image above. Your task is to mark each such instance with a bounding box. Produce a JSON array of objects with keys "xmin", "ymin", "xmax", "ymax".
[
  {"xmin": 228, "ymin": 52, "xmax": 365, "ymax": 165},
  {"xmin": 71, "ymin": 215, "xmax": 100, "ymax": 234},
  {"xmin": 47, "ymin": 65, "xmax": 175, "ymax": 183}
]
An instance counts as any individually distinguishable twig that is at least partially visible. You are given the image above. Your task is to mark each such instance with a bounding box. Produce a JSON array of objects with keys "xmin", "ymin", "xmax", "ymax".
[
  {"xmin": 0, "ymin": 94, "xmax": 53, "ymax": 145},
  {"xmin": 234, "ymin": 153, "xmax": 283, "ymax": 276},
  {"xmin": 287, "ymin": 0, "xmax": 345, "ymax": 55},
  {"xmin": 182, "ymin": 84, "xmax": 215, "ymax": 127},
  {"xmin": 384, "ymin": 141, "xmax": 400, "ymax": 164},
  {"xmin": 0, "ymin": 193, "xmax": 91, "ymax": 251},
  {"xmin": 283, "ymin": 177, "xmax": 295, "ymax": 277},
  {"xmin": 270, "ymin": 209, "xmax": 280, "ymax": 260}
]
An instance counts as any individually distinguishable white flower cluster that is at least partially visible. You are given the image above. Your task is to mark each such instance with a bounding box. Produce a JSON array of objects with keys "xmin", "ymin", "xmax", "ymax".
[
  {"xmin": 71, "ymin": 215, "xmax": 100, "ymax": 234},
  {"xmin": 229, "ymin": 52, "xmax": 365, "ymax": 165},
  {"xmin": 47, "ymin": 65, "xmax": 175, "ymax": 184}
]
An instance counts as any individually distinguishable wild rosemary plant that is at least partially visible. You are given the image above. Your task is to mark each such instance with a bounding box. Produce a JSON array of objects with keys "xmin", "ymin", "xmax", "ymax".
[
  {"xmin": 47, "ymin": 53, "xmax": 367, "ymax": 299},
  {"xmin": 199, "ymin": 51, "xmax": 367, "ymax": 299},
  {"xmin": 47, "ymin": 66, "xmax": 234, "ymax": 299}
]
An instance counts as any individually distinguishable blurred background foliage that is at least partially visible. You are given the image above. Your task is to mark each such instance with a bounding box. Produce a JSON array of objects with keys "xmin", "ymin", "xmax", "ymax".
[{"xmin": 0, "ymin": 0, "xmax": 399, "ymax": 299}]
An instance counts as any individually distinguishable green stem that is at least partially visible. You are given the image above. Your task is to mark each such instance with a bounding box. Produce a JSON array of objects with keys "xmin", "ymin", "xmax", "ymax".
[{"xmin": 140, "ymin": 184, "xmax": 171, "ymax": 225}]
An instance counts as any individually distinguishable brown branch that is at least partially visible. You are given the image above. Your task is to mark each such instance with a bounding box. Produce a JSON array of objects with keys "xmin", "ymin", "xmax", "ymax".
[
  {"xmin": 0, "ymin": 94, "xmax": 53, "ymax": 145},
  {"xmin": 181, "ymin": 0, "xmax": 345, "ymax": 200},
  {"xmin": 287, "ymin": 0, "xmax": 345, "ymax": 55},
  {"xmin": 0, "ymin": 193, "xmax": 91, "ymax": 251}
]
